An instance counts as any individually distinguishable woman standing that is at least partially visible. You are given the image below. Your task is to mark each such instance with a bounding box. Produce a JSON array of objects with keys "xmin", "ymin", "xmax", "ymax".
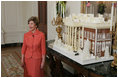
[{"xmin": 21, "ymin": 16, "xmax": 46, "ymax": 77}]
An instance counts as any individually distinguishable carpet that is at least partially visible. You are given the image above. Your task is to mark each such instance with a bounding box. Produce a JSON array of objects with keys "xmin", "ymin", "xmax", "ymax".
[{"xmin": 1, "ymin": 51, "xmax": 23, "ymax": 77}]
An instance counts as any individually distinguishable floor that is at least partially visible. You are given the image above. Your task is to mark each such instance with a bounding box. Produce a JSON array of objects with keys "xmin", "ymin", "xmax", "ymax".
[{"xmin": 1, "ymin": 45, "xmax": 51, "ymax": 77}]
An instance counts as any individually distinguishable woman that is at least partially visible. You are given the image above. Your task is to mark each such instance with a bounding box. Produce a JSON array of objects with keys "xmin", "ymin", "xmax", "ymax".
[{"xmin": 21, "ymin": 16, "xmax": 46, "ymax": 77}]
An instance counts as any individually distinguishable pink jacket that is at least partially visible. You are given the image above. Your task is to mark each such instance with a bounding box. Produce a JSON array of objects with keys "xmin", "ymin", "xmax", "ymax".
[{"xmin": 21, "ymin": 29, "xmax": 46, "ymax": 59}]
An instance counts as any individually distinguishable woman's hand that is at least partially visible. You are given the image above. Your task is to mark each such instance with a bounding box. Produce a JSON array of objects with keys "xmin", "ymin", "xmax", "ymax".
[
  {"xmin": 21, "ymin": 59, "xmax": 25, "ymax": 68},
  {"xmin": 41, "ymin": 55, "xmax": 45, "ymax": 69},
  {"xmin": 21, "ymin": 54, "xmax": 25, "ymax": 68},
  {"xmin": 41, "ymin": 61, "xmax": 45, "ymax": 69}
]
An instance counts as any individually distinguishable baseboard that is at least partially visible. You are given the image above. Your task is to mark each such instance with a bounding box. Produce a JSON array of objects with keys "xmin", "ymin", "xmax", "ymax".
[{"xmin": 1, "ymin": 43, "xmax": 23, "ymax": 48}]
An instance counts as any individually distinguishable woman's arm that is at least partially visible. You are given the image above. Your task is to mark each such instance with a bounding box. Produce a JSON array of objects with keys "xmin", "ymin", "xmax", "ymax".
[
  {"xmin": 41, "ymin": 33, "xmax": 46, "ymax": 69},
  {"xmin": 21, "ymin": 34, "xmax": 27, "ymax": 55},
  {"xmin": 21, "ymin": 34, "xmax": 27, "ymax": 67}
]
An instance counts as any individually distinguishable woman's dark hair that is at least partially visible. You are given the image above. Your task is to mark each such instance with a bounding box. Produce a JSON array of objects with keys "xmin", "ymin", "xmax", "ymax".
[{"xmin": 28, "ymin": 16, "xmax": 39, "ymax": 28}]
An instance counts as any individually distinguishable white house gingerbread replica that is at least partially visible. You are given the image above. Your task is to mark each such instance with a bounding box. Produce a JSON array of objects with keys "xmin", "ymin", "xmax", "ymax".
[{"xmin": 52, "ymin": 13, "xmax": 114, "ymax": 65}]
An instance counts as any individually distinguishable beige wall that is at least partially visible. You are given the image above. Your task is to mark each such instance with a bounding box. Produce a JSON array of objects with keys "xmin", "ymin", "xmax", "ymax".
[
  {"xmin": 1, "ymin": 1, "xmax": 38, "ymax": 44},
  {"xmin": 66, "ymin": 1, "xmax": 81, "ymax": 16},
  {"xmin": 47, "ymin": 1, "xmax": 57, "ymax": 41}
]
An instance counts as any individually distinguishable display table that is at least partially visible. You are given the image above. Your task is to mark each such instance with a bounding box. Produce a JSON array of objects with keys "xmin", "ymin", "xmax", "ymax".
[{"xmin": 47, "ymin": 40, "xmax": 117, "ymax": 77}]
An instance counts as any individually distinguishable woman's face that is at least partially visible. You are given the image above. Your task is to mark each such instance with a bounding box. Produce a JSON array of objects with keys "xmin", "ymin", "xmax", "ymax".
[{"xmin": 28, "ymin": 21, "xmax": 37, "ymax": 31}]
